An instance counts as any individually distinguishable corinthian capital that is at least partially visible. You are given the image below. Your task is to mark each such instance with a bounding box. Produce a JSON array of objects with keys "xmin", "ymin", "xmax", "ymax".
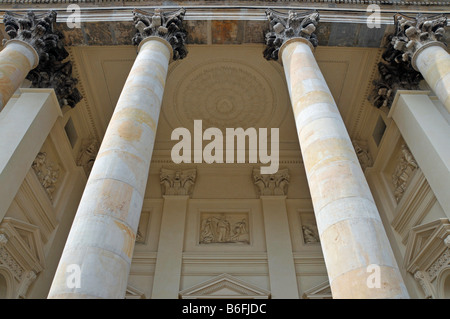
[
  {"xmin": 264, "ymin": 9, "xmax": 319, "ymax": 61},
  {"xmin": 3, "ymin": 11, "xmax": 60, "ymax": 64},
  {"xmin": 132, "ymin": 8, "xmax": 188, "ymax": 61},
  {"xmin": 160, "ymin": 168, "xmax": 196, "ymax": 196},
  {"xmin": 253, "ymin": 168, "xmax": 290, "ymax": 196},
  {"xmin": 389, "ymin": 13, "xmax": 447, "ymax": 69},
  {"xmin": 3, "ymin": 11, "xmax": 82, "ymax": 108}
]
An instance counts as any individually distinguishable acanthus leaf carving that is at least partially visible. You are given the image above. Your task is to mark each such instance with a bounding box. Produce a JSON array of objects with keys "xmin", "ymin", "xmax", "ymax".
[
  {"xmin": 132, "ymin": 8, "xmax": 188, "ymax": 61},
  {"xmin": 160, "ymin": 168, "xmax": 196, "ymax": 196},
  {"xmin": 264, "ymin": 9, "xmax": 319, "ymax": 61},
  {"xmin": 414, "ymin": 270, "xmax": 433, "ymax": 299},
  {"xmin": 253, "ymin": 168, "xmax": 289, "ymax": 196},
  {"xmin": 3, "ymin": 10, "xmax": 82, "ymax": 108}
]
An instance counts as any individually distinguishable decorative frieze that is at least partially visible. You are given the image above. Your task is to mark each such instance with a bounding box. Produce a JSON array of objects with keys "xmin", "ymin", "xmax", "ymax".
[
  {"xmin": 0, "ymin": 246, "xmax": 24, "ymax": 280},
  {"xmin": 426, "ymin": 248, "xmax": 450, "ymax": 281},
  {"xmin": 199, "ymin": 213, "xmax": 249, "ymax": 245},
  {"xmin": 392, "ymin": 144, "xmax": 418, "ymax": 203},
  {"xmin": 160, "ymin": 168, "xmax": 196, "ymax": 196},
  {"xmin": 31, "ymin": 152, "xmax": 60, "ymax": 201},
  {"xmin": 3, "ymin": 11, "xmax": 82, "ymax": 108},
  {"xmin": 264, "ymin": 9, "xmax": 319, "ymax": 61},
  {"xmin": 253, "ymin": 168, "xmax": 289, "ymax": 196},
  {"xmin": 132, "ymin": 8, "xmax": 188, "ymax": 61}
]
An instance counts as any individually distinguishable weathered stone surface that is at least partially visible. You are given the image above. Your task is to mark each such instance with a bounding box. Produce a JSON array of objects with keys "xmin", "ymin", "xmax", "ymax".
[
  {"xmin": 132, "ymin": 8, "xmax": 188, "ymax": 60},
  {"xmin": 264, "ymin": 9, "xmax": 319, "ymax": 61},
  {"xmin": 3, "ymin": 11, "xmax": 82, "ymax": 108}
]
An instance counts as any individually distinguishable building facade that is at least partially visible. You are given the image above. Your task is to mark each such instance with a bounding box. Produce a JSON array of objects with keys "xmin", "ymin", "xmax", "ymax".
[{"xmin": 0, "ymin": 0, "xmax": 449, "ymax": 299}]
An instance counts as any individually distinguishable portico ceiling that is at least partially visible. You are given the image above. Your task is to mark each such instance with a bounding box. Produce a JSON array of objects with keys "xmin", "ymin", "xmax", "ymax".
[{"xmin": 70, "ymin": 43, "xmax": 382, "ymax": 154}]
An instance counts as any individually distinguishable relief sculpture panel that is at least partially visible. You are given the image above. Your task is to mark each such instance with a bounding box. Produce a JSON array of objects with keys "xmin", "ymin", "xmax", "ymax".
[{"xmin": 199, "ymin": 213, "xmax": 249, "ymax": 245}]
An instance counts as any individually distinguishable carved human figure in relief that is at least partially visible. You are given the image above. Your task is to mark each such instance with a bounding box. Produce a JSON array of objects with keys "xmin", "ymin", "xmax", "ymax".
[
  {"xmin": 32, "ymin": 152, "xmax": 60, "ymax": 201},
  {"xmin": 392, "ymin": 144, "xmax": 418, "ymax": 202},
  {"xmin": 77, "ymin": 140, "xmax": 98, "ymax": 175},
  {"xmin": 200, "ymin": 215, "xmax": 249, "ymax": 244},
  {"xmin": 302, "ymin": 225, "xmax": 320, "ymax": 244}
]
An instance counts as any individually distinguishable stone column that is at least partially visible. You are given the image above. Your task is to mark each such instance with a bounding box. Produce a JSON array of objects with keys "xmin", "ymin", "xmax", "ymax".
[
  {"xmin": 264, "ymin": 9, "xmax": 408, "ymax": 298},
  {"xmin": 48, "ymin": 8, "xmax": 187, "ymax": 299},
  {"xmin": 253, "ymin": 168, "xmax": 299, "ymax": 298},
  {"xmin": 389, "ymin": 14, "xmax": 450, "ymax": 112},
  {"xmin": 152, "ymin": 168, "xmax": 196, "ymax": 298},
  {"xmin": 0, "ymin": 11, "xmax": 60, "ymax": 109}
]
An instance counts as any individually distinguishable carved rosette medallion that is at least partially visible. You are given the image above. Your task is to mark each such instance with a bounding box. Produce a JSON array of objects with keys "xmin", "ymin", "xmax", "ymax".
[
  {"xmin": 264, "ymin": 9, "xmax": 319, "ymax": 61},
  {"xmin": 3, "ymin": 11, "xmax": 82, "ymax": 108},
  {"xmin": 132, "ymin": 8, "xmax": 188, "ymax": 61}
]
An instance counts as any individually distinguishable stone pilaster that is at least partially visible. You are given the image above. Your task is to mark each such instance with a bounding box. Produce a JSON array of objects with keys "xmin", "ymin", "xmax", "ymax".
[
  {"xmin": 253, "ymin": 168, "xmax": 299, "ymax": 299},
  {"xmin": 264, "ymin": 9, "xmax": 408, "ymax": 298},
  {"xmin": 2, "ymin": 11, "xmax": 81, "ymax": 108},
  {"xmin": 48, "ymin": 8, "xmax": 188, "ymax": 299},
  {"xmin": 152, "ymin": 168, "xmax": 196, "ymax": 298}
]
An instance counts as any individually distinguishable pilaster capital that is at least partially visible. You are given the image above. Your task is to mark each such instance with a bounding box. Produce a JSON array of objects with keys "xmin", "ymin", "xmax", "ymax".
[
  {"xmin": 3, "ymin": 11, "xmax": 82, "ymax": 108},
  {"xmin": 253, "ymin": 168, "xmax": 289, "ymax": 196},
  {"xmin": 132, "ymin": 8, "xmax": 188, "ymax": 61},
  {"xmin": 160, "ymin": 168, "xmax": 196, "ymax": 196},
  {"xmin": 263, "ymin": 9, "xmax": 319, "ymax": 62},
  {"xmin": 390, "ymin": 13, "xmax": 447, "ymax": 70}
]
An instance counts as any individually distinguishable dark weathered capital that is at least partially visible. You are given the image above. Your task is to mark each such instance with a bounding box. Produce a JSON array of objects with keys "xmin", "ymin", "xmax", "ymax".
[
  {"xmin": 3, "ymin": 11, "xmax": 82, "ymax": 108},
  {"xmin": 132, "ymin": 8, "xmax": 188, "ymax": 61},
  {"xmin": 389, "ymin": 13, "xmax": 447, "ymax": 70},
  {"xmin": 263, "ymin": 9, "xmax": 319, "ymax": 61}
]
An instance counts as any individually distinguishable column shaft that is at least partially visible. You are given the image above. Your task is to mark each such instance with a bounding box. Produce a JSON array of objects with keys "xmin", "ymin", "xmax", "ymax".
[
  {"xmin": 261, "ymin": 196, "xmax": 299, "ymax": 298},
  {"xmin": 414, "ymin": 45, "xmax": 450, "ymax": 113},
  {"xmin": 0, "ymin": 41, "xmax": 38, "ymax": 109},
  {"xmin": 281, "ymin": 39, "xmax": 408, "ymax": 298},
  {"xmin": 152, "ymin": 196, "xmax": 189, "ymax": 298},
  {"xmin": 48, "ymin": 37, "xmax": 172, "ymax": 299}
]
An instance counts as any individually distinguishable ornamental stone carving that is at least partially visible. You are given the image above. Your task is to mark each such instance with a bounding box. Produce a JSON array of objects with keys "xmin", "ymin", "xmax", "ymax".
[
  {"xmin": 199, "ymin": 213, "xmax": 249, "ymax": 245},
  {"xmin": 426, "ymin": 249, "xmax": 450, "ymax": 281},
  {"xmin": 352, "ymin": 140, "xmax": 373, "ymax": 171},
  {"xmin": 414, "ymin": 270, "xmax": 433, "ymax": 299},
  {"xmin": 160, "ymin": 168, "xmax": 196, "ymax": 196},
  {"xmin": 132, "ymin": 8, "xmax": 188, "ymax": 61},
  {"xmin": 369, "ymin": 13, "xmax": 447, "ymax": 109},
  {"xmin": 264, "ymin": 9, "xmax": 319, "ymax": 61},
  {"xmin": 31, "ymin": 152, "xmax": 60, "ymax": 201},
  {"xmin": 390, "ymin": 13, "xmax": 447, "ymax": 68},
  {"xmin": 302, "ymin": 225, "xmax": 320, "ymax": 244},
  {"xmin": 392, "ymin": 144, "xmax": 418, "ymax": 203},
  {"xmin": 253, "ymin": 168, "xmax": 289, "ymax": 196},
  {"xmin": 3, "ymin": 11, "xmax": 82, "ymax": 108},
  {"xmin": 76, "ymin": 139, "xmax": 99, "ymax": 176}
]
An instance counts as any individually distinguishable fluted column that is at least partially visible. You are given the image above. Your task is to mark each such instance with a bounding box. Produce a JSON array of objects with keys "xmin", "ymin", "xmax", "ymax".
[
  {"xmin": 264, "ymin": 9, "xmax": 408, "ymax": 298},
  {"xmin": 48, "ymin": 8, "xmax": 187, "ymax": 299},
  {"xmin": 390, "ymin": 14, "xmax": 450, "ymax": 112}
]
